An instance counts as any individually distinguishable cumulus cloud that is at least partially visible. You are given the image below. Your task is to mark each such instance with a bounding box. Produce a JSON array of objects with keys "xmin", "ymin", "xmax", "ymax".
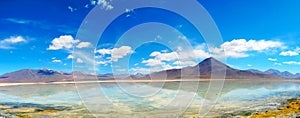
[
  {"xmin": 178, "ymin": 35, "xmax": 187, "ymax": 40},
  {"xmin": 131, "ymin": 64, "xmax": 182, "ymax": 74},
  {"xmin": 283, "ymin": 61, "xmax": 300, "ymax": 65},
  {"xmin": 268, "ymin": 58, "xmax": 277, "ymax": 61},
  {"xmin": 142, "ymin": 51, "xmax": 179, "ymax": 67},
  {"xmin": 111, "ymin": 46, "xmax": 134, "ymax": 61},
  {"xmin": 135, "ymin": 39, "xmax": 283, "ymax": 73},
  {"xmin": 47, "ymin": 35, "xmax": 79, "ymax": 50},
  {"xmin": 149, "ymin": 51, "xmax": 178, "ymax": 62},
  {"xmin": 67, "ymin": 55, "xmax": 74, "ymax": 59},
  {"xmin": 76, "ymin": 42, "xmax": 92, "ymax": 48},
  {"xmin": 96, "ymin": 60, "xmax": 111, "ymax": 66},
  {"xmin": 90, "ymin": 0, "xmax": 113, "ymax": 10},
  {"xmin": 142, "ymin": 45, "xmax": 209, "ymax": 68},
  {"xmin": 274, "ymin": 62, "xmax": 282, "ymax": 66},
  {"xmin": 142, "ymin": 58, "xmax": 166, "ymax": 67},
  {"xmin": 138, "ymin": 44, "xmax": 209, "ymax": 73},
  {"xmin": 211, "ymin": 39, "xmax": 283, "ymax": 58},
  {"xmin": 96, "ymin": 48, "xmax": 111, "ymax": 55},
  {"xmin": 0, "ymin": 36, "xmax": 27, "ymax": 49},
  {"xmin": 95, "ymin": 46, "xmax": 134, "ymax": 62},
  {"xmin": 173, "ymin": 61, "xmax": 197, "ymax": 66},
  {"xmin": 193, "ymin": 45, "xmax": 211, "ymax": 59},
  {"xmin": 130, "ymin": 67, "xmax": 150, "ymax": 74},
  {"xmin": 280, "ymin": 51, "xmax": 299, "ymax": 56},
  {"xmin": 76, "ymin": 58, "xmax": 84, "ymax": 63}
]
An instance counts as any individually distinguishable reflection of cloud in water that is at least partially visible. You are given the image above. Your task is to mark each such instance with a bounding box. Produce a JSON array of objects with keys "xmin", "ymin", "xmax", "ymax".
[
  {"xmin": 0, "ymin": 81, "xmax": 300, "ymax": 116},
  {"xmin": 0, "ymin": 91, "xmax": 81, "ymax": 105},
  {"xmin": 220, "ymin": 82, "xmax": 300, "ymax": 101},
  {"xmin": 89, "ymin": 83, "xmax": 201, "ymax": 111},
  {"xmin": 0, "ymin": 84, "xmax": 77, "ymax": 98}
]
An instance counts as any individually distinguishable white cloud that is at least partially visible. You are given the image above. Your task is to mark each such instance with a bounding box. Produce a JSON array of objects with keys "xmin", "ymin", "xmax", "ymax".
[
  {"xmin": 193, "ymin": 45, "xmax": 211, "ymax": 59},
  {"xmin": 142, "ymin": 58, "xmax": 166, "ymax": 66},
  {"xmin": 154, "ymin": 35, "xmax": 162, "ymax": 40},
  {"xmin": 90, "ymin": 0, "xmax": 113, "ymax": 10},
  {"xmin": 47, "ymin": 35, "xmax": 79, "ymax": 50},
  {"xmin": 67, "ymin": 55, "xmax": 74, "ymax": 59},
  {"xmin": 142, "ymin": 51, "xmax": 177, "ymax": 67},
  {"xmin": 178, "ymin": 35, "xmax": 187, "ymax": 40},
  {"xmin": 96, "ymin": 60, "xmax": 111, "ymax": 66},
  {"xmin": 95, "ymin": 46, "xmax": 134, "ymax": 62},
  {"xmin": 90, "ymin": 0, "xmax": 96, "ymax": 5},
  {"xmin": 76, "ymin": 58, "xmax": 84, "ymax": 63},
  {"xmin": 149, "ymin": 51, "xmax": 178, "ymax": 61},
  {"xmin": 280, "ymin": 51, "xmax": 299, "ymax": 56},
  {"xmin": 111, "ymin": 46, "xmax": 134, "ymax": 62},
  {"xmin": 52, "ymin": 60, "xmax": 62, "ymax": 63},
  {"xmin": 173, "ymin": 61, "xmax": 197, "ymax": 66},
  {"xmin": 67, "ymin": 6, "xmax": 77, "ymax": 12},
  {"xmin": 149, "ymin": 46, "xmax": 210, "ymax": 64},
  {"xmin": 131, "ymin": 64, "xmax": 183, "ymax": 74},
  {"xmin": 274, "ymin": 62, "xmax": 282, "ymax": 66},
  {"xmin": 76, "ymin": 42, "xmax": 92, "ymax": 48},
  {"xmin": 213, "ymin": 39, "xmax": 283, "ymax": 58},
  {"xmin": 177, "ymin": 46, "xmax": 183, "ymax": 51},
  {"xmin": 161, "ymin": 50, "xmax": 168, "ymax": 53},
  {"xmin": 130, "ymin": 67, "xmax": 150, "ymax": 74},
  {"xmin": 125, "ymin": 8, "xmax": 133, "ymax": 13},
  {"xmin": 0, "ymin": 36, "xmax": 27, "ymax": 49},
  {"xmin": 96, "ymin": 48, "xmax": 111, "ymax": 55},
  {"xmin": 268, "ymin": 58, "xmax": 277, "ymax": 61},
  {"xmin": 142, "ymin": 44, "xmax": 209, "ymax": 68},
  {"xmin": 283, "ymin": 61, "xmax": 300, "ymax": 65},
  {"xmin": 247, "ymin": 64, "xmax": 252, "ymax": 67},
  {"xmin": 296, "ymin": 47, "xmax": 300, "ymax": 52}
]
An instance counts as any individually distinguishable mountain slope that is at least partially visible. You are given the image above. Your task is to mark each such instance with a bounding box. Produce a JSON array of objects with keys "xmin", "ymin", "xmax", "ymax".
[
  {"xmin": 0, "ymin": 58, "xmax": 289, "ymax": 83},
  {"xmin": 151, "ymin": 57, "xmax": 281, "ymax": 79},
  {"xmin": 264, "ymin": 69, "xmax": 300, "ymax": 78},
  {"xmin": 0, "ymin": 68, "xmax": 73, "ymax": 83}
]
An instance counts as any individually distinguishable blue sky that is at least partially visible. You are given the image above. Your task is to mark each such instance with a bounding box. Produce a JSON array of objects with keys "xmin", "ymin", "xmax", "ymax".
[{"xmin": 0, "ymin": 0, "xmax": 300, "ymax": 74}]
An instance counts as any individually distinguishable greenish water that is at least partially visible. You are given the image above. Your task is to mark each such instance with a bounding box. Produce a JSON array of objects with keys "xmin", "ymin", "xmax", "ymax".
[{"xmin": 0, "ymin": 80, "xmax": 300, "ymax": 117}]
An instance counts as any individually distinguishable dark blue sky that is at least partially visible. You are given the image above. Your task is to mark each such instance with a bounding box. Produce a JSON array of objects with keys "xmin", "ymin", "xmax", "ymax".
[{"xmin": 0, "ymin": 0, "xmax": 300, "ymax": 74}]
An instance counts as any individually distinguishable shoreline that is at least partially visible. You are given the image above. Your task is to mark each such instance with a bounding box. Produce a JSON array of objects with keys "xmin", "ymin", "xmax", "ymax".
[{"xmin": 0, "ymin": 79, "xmax": 300, "ymax": 87}]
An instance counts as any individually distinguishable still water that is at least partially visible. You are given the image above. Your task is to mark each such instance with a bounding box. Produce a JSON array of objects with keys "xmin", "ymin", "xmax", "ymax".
[{"xmin": 0, "ymin": 80, "xmax": 299, "ymax": 117}]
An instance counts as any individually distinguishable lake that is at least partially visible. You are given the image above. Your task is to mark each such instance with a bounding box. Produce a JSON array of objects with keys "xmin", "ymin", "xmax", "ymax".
[{"xmin": 0, "ymin": 80, "xmax": 300, "ymax": 117}]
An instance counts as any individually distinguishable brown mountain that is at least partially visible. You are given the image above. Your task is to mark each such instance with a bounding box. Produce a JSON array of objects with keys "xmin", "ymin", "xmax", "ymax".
[
  {"xmin": 0, "ymin": 58, "xmax": 284, "ymax": 83},
  {"xmin": 0, "ymin": 68, "xmax": 73, "ymax": 83},
  {"xmin": 149, "ymin": 57, "xmax": 282, "ymax": 79}
]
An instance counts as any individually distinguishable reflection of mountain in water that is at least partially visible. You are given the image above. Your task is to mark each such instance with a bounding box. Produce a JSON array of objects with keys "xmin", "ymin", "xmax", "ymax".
[
  {"xmin": 0, "ymin": 84, "xmax": 77, "ymax": 98},
  {"xmin": 153, "ymin": 80, "xmax": 289, "ymax": 97}
]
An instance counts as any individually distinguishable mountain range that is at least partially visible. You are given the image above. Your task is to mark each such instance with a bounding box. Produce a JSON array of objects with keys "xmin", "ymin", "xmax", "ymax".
[
  {"xmin": 150, "ymin": 57, "xmax": 281, "ymax": 80},
  {"xmin": 248, "ymin": 69, "xmax": 300, "ymax": 79},
  {"xmin": 0, "ymin": 57, "xmax": 298, "ymax": 83}
]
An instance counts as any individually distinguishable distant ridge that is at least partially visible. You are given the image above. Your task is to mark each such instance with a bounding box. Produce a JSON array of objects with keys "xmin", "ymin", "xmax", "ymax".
[{"xmin": 249, "ymin": 69, "xmax": 300, "ymax": 79}]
